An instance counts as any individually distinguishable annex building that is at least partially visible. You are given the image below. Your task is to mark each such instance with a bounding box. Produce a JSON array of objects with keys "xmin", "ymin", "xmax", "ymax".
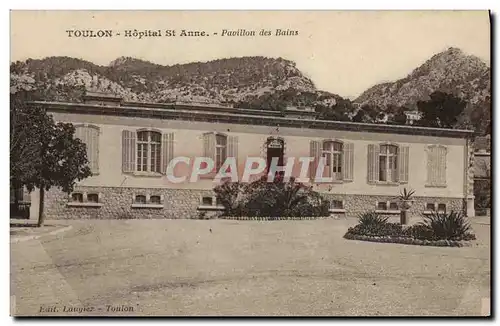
[{"xmin": 26, "ymin": 92, "xmax": 476, "ymax": 220}]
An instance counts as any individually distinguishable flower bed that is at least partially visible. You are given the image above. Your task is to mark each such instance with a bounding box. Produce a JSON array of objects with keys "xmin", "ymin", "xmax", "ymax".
[
  {"xmin": 343, "ymin": 232, "xmax": 472, "ymax": 247},
  {"xmin": 217, "ymin": 216, "xmax": 326, "ymax": 221},
  {"xmin": 343, "ymin": 211, "xmax": 476, "ymax": 247}
]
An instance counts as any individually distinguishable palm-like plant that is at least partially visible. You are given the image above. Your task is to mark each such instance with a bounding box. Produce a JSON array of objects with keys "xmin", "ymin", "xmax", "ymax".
[
  {"xmin": 358, "ymin": 211, "xmax": 389, "ymax": 226},
  {"xmin": 419, "ymin": 211, "xmax": 475, "ymax": 240},
  {"xmin": 398, "ymin": 188, "xmax": 416, "ymax": 201}
]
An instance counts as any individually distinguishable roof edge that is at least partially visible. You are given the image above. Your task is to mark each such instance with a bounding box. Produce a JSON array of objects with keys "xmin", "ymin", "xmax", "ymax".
[{"xmin": 28, "ymin": 100, "xmax": 476, "ymax": 138}]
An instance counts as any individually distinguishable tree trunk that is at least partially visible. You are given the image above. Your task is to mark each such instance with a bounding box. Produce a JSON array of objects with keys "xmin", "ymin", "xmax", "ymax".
[{"xmin": 37, "ymin": 187, "xmax": 45, "ymax": 227}]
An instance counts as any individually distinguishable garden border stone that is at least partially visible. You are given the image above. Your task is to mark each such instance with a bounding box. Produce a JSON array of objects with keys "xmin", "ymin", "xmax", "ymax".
[
  {"xmin": 217, "ymin": 216, "xmax": 329, "ymax": 221},
  {"xmin": 343, "ymin": 232, "xmax": 473, "ymax": 247}
]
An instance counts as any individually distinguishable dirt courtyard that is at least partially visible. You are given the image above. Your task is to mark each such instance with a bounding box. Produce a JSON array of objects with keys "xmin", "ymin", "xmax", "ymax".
[{"xmin": 10, "ymin": 217, "xmax": 490, "ymax": 316}]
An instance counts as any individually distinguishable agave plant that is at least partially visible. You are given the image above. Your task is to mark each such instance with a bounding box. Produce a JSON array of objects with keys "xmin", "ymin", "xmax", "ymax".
[
  {"xmin": 398, "ymin": 188, "xmax": 416, "ymax": 201},
  {"xmin": 419, "ymin": 211, "xmax": 474, "ymax": 240},
  {"xmin": 358, "ymin": 211, "xmax": 389, "ymax": 226}
]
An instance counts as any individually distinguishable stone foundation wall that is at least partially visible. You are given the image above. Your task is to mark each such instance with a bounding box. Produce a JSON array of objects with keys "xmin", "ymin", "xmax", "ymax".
[
  {"xmin": 321, "ymin": 193, "xmax": 464, "ymax": 219},
  {"xmin": 44, "ymin": 186, "xmax": 465, "ymax": 220},
  {"xmin": 44, "ymin": 187, "xmax": 215, "ymax": 220}
]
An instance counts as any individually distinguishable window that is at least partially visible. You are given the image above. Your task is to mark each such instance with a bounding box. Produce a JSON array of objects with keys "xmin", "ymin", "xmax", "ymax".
[
  {"xmin": 437, "ymin": 204, "xmax": 446, "ymax": 213},
  {"xmin": 150, "ymin": 195, "xmax": 161, "ymax": 204},
  {"xmin": 67, "ymin": 192, "xmax": 102, "ymax": 207},
  {"xmin": 71, "ymin": 193, "xmax": 83, "ymax": 203},
  {"xmin": 87, "ymin": 193, "xmax": 99, "ymax": 203},
  {"xmin": 215, "ymin": 134, "xmax": 227, "ymax": 171},
  {"xmin": 75, "ymin": 125, "xmax": 99, "ymax": 174},
  {"xmin": 389, "ymin": 202, "xmax": 399, "ymax": 210},
  {"xmin": 202, "ymin": 196, "xmax": 213, "ymax": 206},
  {"xmin": 131, "ymin": 194, "xmax": 163, "ymax": 208},
  {"xmin": 427, "ymin": 145, "xmax": 447, "ymax": 187},
  {"xmin": 426, "ymin": 203, "xmax": 436, "ymax": 211},
  {"xmin": 379, "ymin": 145, "xmax": 398, "ymax": 182},
  {"xmin": 137, "ymin": 131, "xmax": 161, "ymax": 173},
  {"xmin": 202, "ymin": 133, "xmax": 237, "ymax": 177},
  {"xmin": 322, "ymin": 141, "xmax": 343, "ymax": 180},
  {"xmin": 377, "ymin": 201, "xmax": 388, "ymax": 210},
  {"xmin": 368, "ymin": 144, "xmax": 408, "ymax": 184},
  {"xmin": 331, "ymin": 200, "xmax": 344, "ymax": 209}
]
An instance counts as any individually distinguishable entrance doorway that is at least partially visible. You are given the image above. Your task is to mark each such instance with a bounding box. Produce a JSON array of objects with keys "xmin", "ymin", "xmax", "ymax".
[{"xmin": 266, "ymin": 137, "xmax": 285, "ymax": 179}]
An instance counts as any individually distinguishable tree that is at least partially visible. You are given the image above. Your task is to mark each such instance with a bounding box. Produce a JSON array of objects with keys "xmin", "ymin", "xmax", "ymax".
[
  {"xmin": 416, "ymin": 91, "xmax": 467, "ymax": 128},
  {"xmin": 316, "ymin": 100, "xmax": 352, "ymax": 122},
  {"xmin": 352, "ymin": 104, "xmax": 379, "ymax": 123},
  {"xmin": 10, "ymin": 91, "xmax": 92, "ymax": 226},
  {"xmin": 392, "ymin": 111, "xmax": 407, "ymax": 125},
  {"xmin": 10, "ymin": 92, "xmax": 41, "ymax": 211}
]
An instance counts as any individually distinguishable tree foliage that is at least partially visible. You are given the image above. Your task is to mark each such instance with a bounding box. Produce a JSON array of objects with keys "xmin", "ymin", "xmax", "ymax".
[
  {"xmin": 416, "ymin": 91, "xmax": 467, "ymax": 128},
  {"xmin": 214, "ymin": 176, "xmax": 330, "ymax": 218},
  {"xmin": 10, "ymin": 91, "xmax": 92, "ymax": 225}
]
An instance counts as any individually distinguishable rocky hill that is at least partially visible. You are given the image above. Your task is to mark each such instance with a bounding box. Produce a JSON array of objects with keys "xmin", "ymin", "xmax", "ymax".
[
  {"xmin": 355, "ymin": 47, "xmax": 491, "ymax": 133},
  {"xmin": 10, "ymin": 48, "xmax": 491, "ymax": 133},
  {"xmin": 9, "ymin": 56, "xmax": 347, "ymax": 110}
]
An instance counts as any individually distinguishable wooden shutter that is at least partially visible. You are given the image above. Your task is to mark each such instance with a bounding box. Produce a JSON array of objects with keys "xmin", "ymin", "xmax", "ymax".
[
  {"xmin": 309, "ymin": 140, "xmax": 321, "ymax": 181},
  {"xmin": 202, "ymin": 133, "xmax": 216, "ymax": 176},
  {"xmin": 228, "ymin": 135, "xmax": 239, "ymax": 170},
  {"xmin": 438, "ymin": 146, "xmax": 447, "ymax": 186},
  {"xmin": 398, "ymin": 145, "xmax": 409, "ymax": 184},
  {"xmin": 89, "ymin": 127, "xmax": 99, "ymax": 174},
  {"xmin": 367, "ymin": 144, "xmax": 379, "ymax": 183},
  {"xmin": 75, "ymin": 126, "xmax": 99, "ymax": 174},
  {"xmin": 122, "ymin": 130, "xmax": 136, "ymax": 173},
  {"xmin": 426, "ymin": 145, "xmax": 446, "ymax": 186},
  {"xmin": 203, "ymin": 133, "xmax": 216, "ymax": 161},
  {"xmin": 343, "ymin": 142, "xmax": 354, "ymax": 182},
  {"xmin": 426, "ymin": 146, "xmax": 434, "ymax": 185},
  {"xmin": 161, "ymin": 132, "xmax": 174, "ymax": 174}
]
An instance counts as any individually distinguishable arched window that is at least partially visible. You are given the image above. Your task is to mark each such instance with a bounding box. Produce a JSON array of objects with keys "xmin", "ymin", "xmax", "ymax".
[
  {"xmin": 135, "ymin": 195, "xmax": 146, "ymax": 204},
  {"xmin": 137, "ymin": 131, "xmax": 161, "ymax": 173},
  {"xmin": 379, "ymin": 144, "xmax": 398, "ymax": 182},
  {"xmin": 322, "ymin": 141, "xmax": 343, "ymax": 180}
]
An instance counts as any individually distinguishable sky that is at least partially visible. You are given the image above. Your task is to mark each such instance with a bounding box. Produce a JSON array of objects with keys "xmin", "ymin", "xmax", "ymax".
[{"xmin": 10, "ymin": 10, "xmax": 490, "ymax": 98}]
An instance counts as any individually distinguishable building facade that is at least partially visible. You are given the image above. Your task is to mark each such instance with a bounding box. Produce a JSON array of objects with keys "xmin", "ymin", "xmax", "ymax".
[{"xmin": 27, "ymin": 94, "xmax": 476, "ymax": 220}]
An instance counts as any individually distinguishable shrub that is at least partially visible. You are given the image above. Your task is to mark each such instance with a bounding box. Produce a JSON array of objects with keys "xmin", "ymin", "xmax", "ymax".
[
  {"xmin": 420, "ymin": 211, "xmax": 476, "ymax": 240},
  {"xmin": 346, "ymin": 222, "xmax": 403, "ymax": 238},
  {"xmin": 344, "ymin": 210, "xmax": 477, "ymax": 243},
  {"xmin": 403, "ymin": 224, "xmax": 434, "ymax": 240},
  {"xmin": 474, "ymin": 179, "xmax": 491, "ymax": 211},
  {"xmin": 358, "ymin": 211, "xmax": 389, "ymax": 226},
  {"xmin": 214, "ymin": 176, "xmax": 330, "ymax": 218},
  {"xmin": 197, "ymin": 211, "xmax": 207, "ymax": 220},
  {"xmin": 213, "ymin": 181, "xmax": 247, "ymax": 216}
]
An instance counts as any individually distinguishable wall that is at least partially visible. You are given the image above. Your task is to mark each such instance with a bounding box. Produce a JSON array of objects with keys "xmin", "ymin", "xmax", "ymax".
[
  {"xmin": 51, "ymin": 112, "xmax": 467, "ymax": 200},
  {"xmin": 44, "ymin": 186, "xmax": 214, "ymax": 220},
  {"xmin": 43, "ymin": 186, "xmax": 464, "ymax": 220}
]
